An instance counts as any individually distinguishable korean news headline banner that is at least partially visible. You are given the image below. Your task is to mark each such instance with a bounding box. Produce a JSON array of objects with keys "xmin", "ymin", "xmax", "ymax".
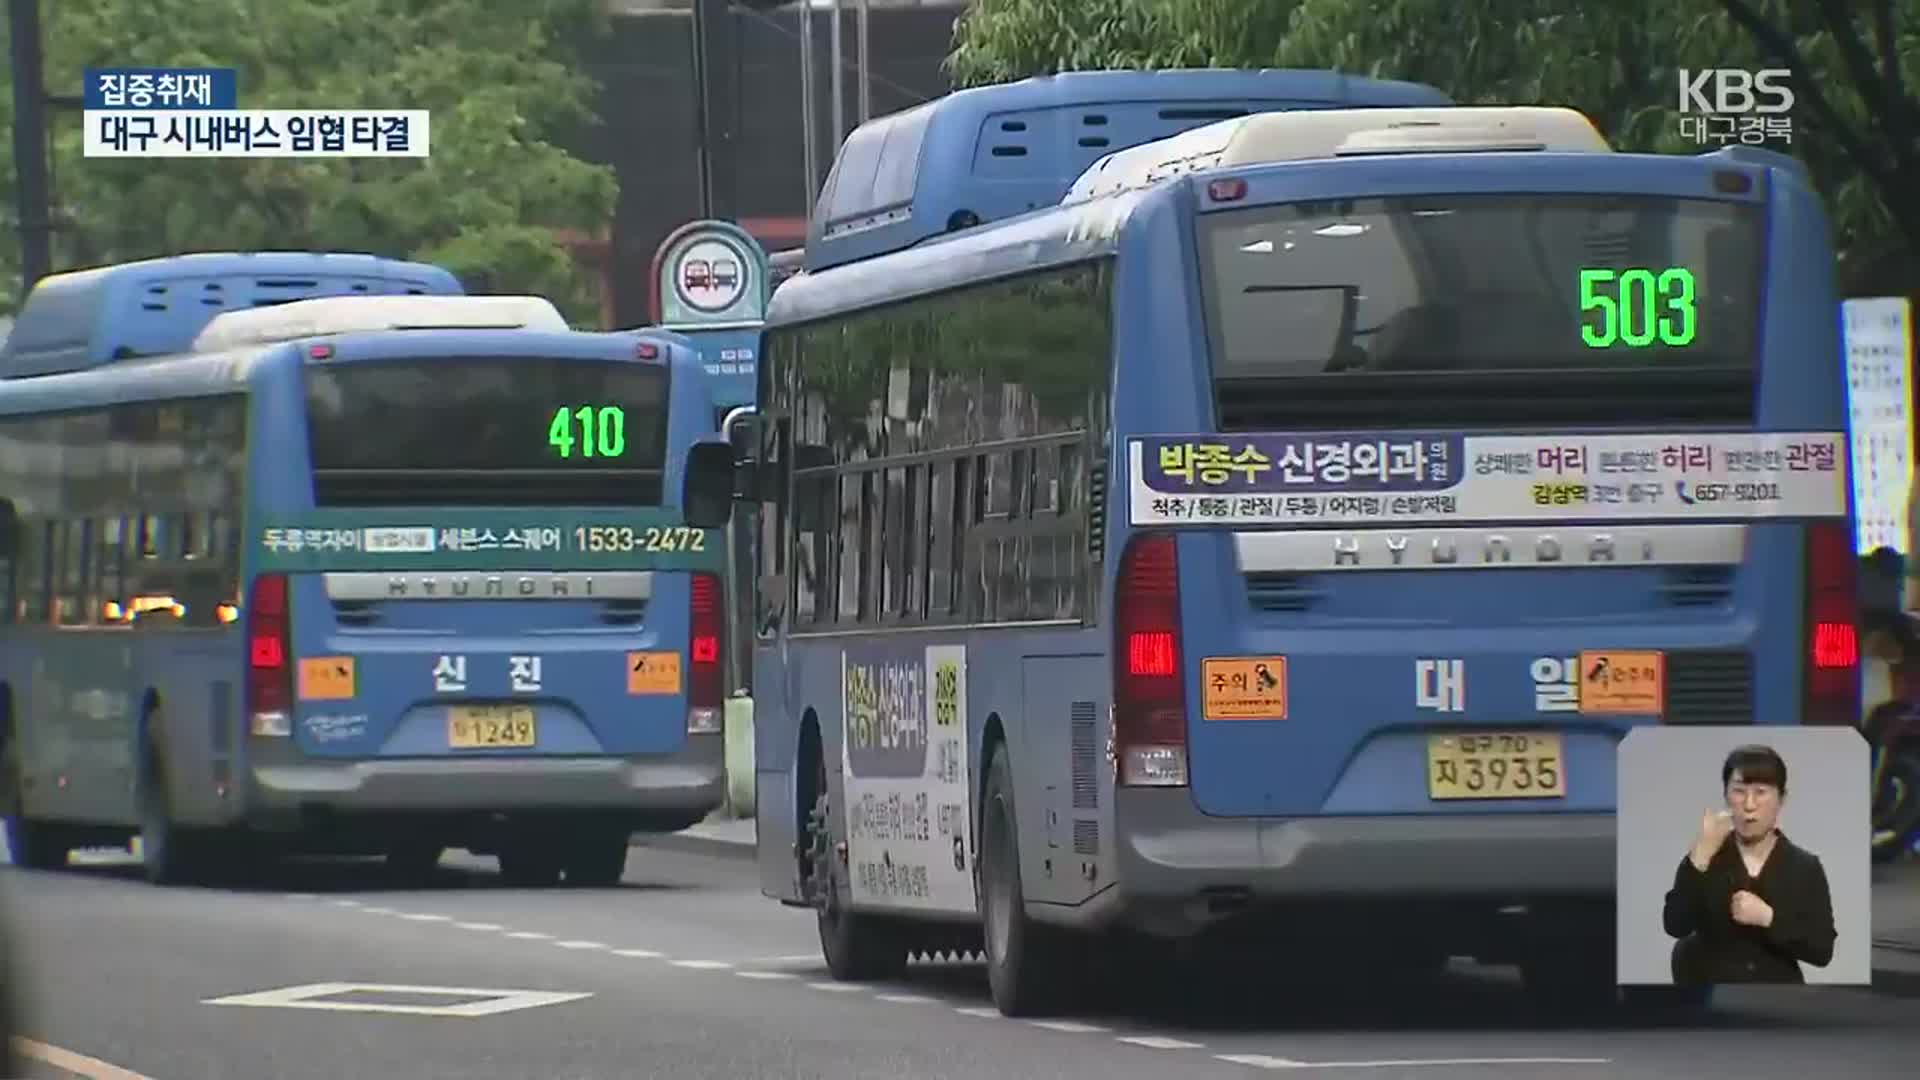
[
  {"xmin": 81, "ymin": 66, "xmax": 428, "ymax": 158},
  {"xmin": 1129, "ymin": 431, "xmax": 1849, "ymax": 527}
]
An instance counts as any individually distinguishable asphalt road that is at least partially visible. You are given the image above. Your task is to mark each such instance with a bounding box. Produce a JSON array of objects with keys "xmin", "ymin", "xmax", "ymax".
[{"xmin": 4, "ymin": 841, "xmax": 1918, "ymax": 1080}]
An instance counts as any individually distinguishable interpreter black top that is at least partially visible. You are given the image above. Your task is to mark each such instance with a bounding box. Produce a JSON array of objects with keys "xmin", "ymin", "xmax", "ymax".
[{"xmin": 1662, "ymin": 830, "xmax": 1837, "ymax": 984}]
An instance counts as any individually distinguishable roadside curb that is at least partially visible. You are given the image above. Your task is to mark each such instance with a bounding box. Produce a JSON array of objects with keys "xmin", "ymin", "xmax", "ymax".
[{"xmin": 632, "ymin": 828, "xmax": 757, "ymax": 862}]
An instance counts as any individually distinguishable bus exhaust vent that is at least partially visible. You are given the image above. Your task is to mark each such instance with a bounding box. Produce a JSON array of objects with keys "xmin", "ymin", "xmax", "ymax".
[
  {"xmin": 1072, "ymin": 818, "xmax": 1100, "ymax": 856},
  {"xmin": 1663, "ymin": 651, "xmax": 1753, "ymax": 723},
  {"xmin": 1658, "ymin": 566, "xmax": 1735, "ymax": 607},
  {"xmin": 1245, "ymin": 572, "xmax": 1321, "ymax": 612},
  {"xmin": 1070, "ymin": 701, "xmax": 1099, "ymax": 810}
]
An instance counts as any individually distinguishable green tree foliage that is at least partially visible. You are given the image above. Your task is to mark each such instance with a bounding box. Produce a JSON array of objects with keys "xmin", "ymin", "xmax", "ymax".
[
  {"xmin": 947, "ymin": 0, "xmax": 1920, "ymax": 294},
  {"xmin": 1, "ymin": 0, "xmax": 615, "ymax": 322}
]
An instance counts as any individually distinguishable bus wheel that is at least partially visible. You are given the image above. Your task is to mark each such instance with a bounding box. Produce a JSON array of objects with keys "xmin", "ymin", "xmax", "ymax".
[
  {"xmin": 498, "ymin": 842, "xmax": 564, "ymax": 887},
  {"xmin": 562, "ymin": 828, "xmax": 630, "ymax": 887},
  {"xmin": 138, "ymin": 740, "xmax": 202, "ymax": 886},
  {"xmin": 808, "ymin": 787, "xmax": 907, "ymax": 980},
  {"xmin": 979, "ymin": 748, "xmax": 1071, "ymax": 1017}
]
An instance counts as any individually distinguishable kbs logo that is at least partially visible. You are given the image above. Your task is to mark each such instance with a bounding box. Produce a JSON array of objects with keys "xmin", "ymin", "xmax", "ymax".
[{"xmin": 1675, "ymin": 69, "xmax": 1794, "ymax": 147}]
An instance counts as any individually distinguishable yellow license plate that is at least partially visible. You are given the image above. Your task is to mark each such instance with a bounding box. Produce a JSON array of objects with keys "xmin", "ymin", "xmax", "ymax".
[
  {"xmin": 448, "ymin": 705, "xmax": 536, "ymax": 749},
  {"xmin": 1426, "ymin": 731, "xmax": 1565, "ymax": 800}
]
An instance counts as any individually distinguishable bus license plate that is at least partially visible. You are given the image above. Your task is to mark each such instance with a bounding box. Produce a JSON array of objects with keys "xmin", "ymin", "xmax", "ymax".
[
  {"xmin": 1426, "ymin": 731, "xmax": 1565, "ymax": 800},
  {"xmin": 448, "ymin": 705, "xmax": 536, "ymax": 749}
]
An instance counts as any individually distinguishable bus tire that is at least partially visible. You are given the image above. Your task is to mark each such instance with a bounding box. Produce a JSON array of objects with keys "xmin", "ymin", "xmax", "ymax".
[
  {"xmin": 979, "ymin": 748, "xmax": 1071, "ymax": 1017},
  {"xmin": 562, "ymin": 828, "xmax": 630, "ymax": 887},
  {"xmin": 138, "ymin": 739, "xmax": 203, "ymax": 886},
  {"xmin": 498, "ymin": 842, "xmax": 564, "ymax": 887},
  {"xmin": 807, "ymin": 758, "xmax": 908, "ymax": 980},
  {"xmin": 384, "ymin": 842, "xmax": 444, "ymax": 881}
]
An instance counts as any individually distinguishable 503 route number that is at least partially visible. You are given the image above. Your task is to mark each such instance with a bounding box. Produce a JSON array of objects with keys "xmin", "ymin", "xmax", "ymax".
[
  {"xmin": 1578, "ymin": 267, "xmax": 1696, "ymax": 349},
  {"xmin": 574, "ymin": 525, "xmax": 706, "ymax": 553},
  {"xmin": 1426, "ymin": 731, "xmax": 1566, "ymax": 800}
]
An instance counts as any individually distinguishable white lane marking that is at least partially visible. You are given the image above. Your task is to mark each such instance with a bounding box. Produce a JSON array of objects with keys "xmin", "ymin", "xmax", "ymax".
[
  {"xmin": 555, "ymin": 940, "xmax": 608, "ymax": 950},
  {"xmin": 12, "ymin": 1037, "xmax": 160, "ymax": 1080},
  {"xmin": 359, "ymin": 906, "xmax": 397, "ymax": 915},
  {"xmin": 613, "ymin": 948, "xmax": 664, "ymax": 959},
  {"xmin": 1031, "ymin": 1020, "xmax": 1108, "ymax": 1033},
  {"xmin": 1216, "ymin": 1055, "xmax": 1308, "ymax": 1069},
  {"xmin": 505, "ymin": 931, "xmax": 551, "ymax": 940},
  {"xmin": 735, "ymin": 971, "xmax": 797, "ymax": 980},
  {"xmin": 954, "ymin": 1006, "xmax": 1001, "ymax": 1018},
  {"xmin": 1282, "ymin": 1053, "xmax": 1612, "ymax": 1060},
  {"xmin": 204, "ymin": 982, "xmax": 591, "ymax": 1017},
  {"xmin": 454, "ymin": 922, "xmax": 504, "ymax": 931},
  {"xmin": 875, "ymin": 993, "xmax": 938, "ymax": 1004},
  {"xmin": 734, "ymin": 953, "xmax": 821, "ymax": 964},
  {"xmin": 671, "ymin": 960, "xmax": 733, "ymax": 970},
  {"xmin": 1118, "ymin": 1036, "xmax": 1205, "ymax": 1050},
  {"xmin": 330, "ymin": 899, "xmax": 362, "ymax": 908},
  {"xmin": 398, "ymin": 913, "xmax": 452, "ymax": 922},
  {"xmin": 287, "ymin": 893, "xmax": 319, "ymax": 901},
  {"xmin": 807, "ymin": 982, "xmax": 863, "ymax": 992}
]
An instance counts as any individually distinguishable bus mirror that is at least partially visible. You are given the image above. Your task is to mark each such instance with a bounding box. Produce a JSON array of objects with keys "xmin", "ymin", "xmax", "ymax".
[
  {"xmin": 722, "ymin": 408, "xmax": 760, "ymax": 461},
  {"xmin": 0, "ymin": 500, "xmax": 18, "ymax": 557},
  {"xmin": 683, "ymin": 441, "xmax": 736, "ymax": 529}
]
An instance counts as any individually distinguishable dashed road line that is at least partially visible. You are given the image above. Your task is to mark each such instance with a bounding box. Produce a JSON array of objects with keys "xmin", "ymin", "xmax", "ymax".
[
  {"xmin": 304, "ymin": 897, "xmax": 1609, "ymax": 1073},
  {"xmin": 1031, "ymin": 1020, "xmax": 1108, "ymax": 1033},
  {"xmin": 1119, "ymin": 1036, "xmax": 1205, "ymax": 1050}
]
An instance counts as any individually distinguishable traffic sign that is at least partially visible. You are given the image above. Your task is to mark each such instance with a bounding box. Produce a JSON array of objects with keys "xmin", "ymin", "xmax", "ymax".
[{"xmin": 652, "ymin": 220, "xmax": 770, "ymax": 327}]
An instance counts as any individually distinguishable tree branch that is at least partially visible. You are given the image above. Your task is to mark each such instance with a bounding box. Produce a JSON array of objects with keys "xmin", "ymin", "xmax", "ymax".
[
  {"xmin": 1811, "ymin": 0, "xmax": 1911, "ymax": 162},
  {"xmin": 1716, "ymin": 0, "xmax": 1891, "ymax": 186},
  {"xmin": 1866, "ymin": 0, "xmax": 1916, "ymax": 172}
]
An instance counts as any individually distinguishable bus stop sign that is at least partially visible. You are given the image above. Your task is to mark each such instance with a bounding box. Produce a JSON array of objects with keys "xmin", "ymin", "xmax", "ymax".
[{"xmin": 653, "ymin": 220, "xmax": 770, "ymax": 328}]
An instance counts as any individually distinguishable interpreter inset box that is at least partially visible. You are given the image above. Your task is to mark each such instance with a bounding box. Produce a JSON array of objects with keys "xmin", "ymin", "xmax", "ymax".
[{"xmin": 1615, "ymin": 725, "xmax": 1870, "ymax": 986}]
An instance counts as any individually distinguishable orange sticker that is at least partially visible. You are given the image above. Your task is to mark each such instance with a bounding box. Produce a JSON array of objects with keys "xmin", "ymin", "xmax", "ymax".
[
  {"xmin": 298, "ymin": 656, "xmax": 356, "ymax": 701},
  {"xmin": 1202, "ymin": 656, "xmax": 1287, "ymax": 720},
  {"xmin": 1577, "ymin": 650, "xmax": 1663, "ymax": 715},
  {"xmin": 626, "ymin": 651, "xmax": 683, "ymax": 695}
]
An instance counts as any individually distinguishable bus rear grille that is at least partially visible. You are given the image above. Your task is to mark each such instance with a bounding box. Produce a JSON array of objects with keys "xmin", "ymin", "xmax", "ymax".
[
  {"xmin": 1214, "ymin": 369, "xmax": 1756, "ymax": 431},
  {"xmin": 1663, "ymin": 650, "xmax": 1752, "ymax": 724},
  {"xmin": 312, "ymin": 469, "xmax": 664, "ymax": 507}
]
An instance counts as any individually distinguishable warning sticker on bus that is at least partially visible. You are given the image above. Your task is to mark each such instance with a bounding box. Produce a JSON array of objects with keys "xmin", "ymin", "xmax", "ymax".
[
  {"xmin": 1128, "ymin": 431, "xmax": 1848, "ymax": 527},
  {"xmin": 1202, "ymin": 657, "xmax": 1288, "ymax": 720}
]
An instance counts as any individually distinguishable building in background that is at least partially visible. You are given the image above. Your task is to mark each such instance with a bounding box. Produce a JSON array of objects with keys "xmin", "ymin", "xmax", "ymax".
[{"xmin": 585, "ymin": 0, "xmax": 962, "ymax": 326}]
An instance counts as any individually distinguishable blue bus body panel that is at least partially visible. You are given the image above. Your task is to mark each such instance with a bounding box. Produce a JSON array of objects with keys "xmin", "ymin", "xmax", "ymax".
[
  {"xmin": 1104, "ymin": 151, "xmax": 1842, "ymax": 819},
  {"xmin": 676, "ymin": 326, "xmax": 761, "ymax": 414},
  {"xmin": 806, "ymin": 69, "xmax": 1451, "ymax": 272},
  {"xmin": 244, "ymin": 329, "xmax": 714, "ymax": 764},
  {"xmin": 0, "ymin": 252, "xmax": 463, "ymax": 379}
]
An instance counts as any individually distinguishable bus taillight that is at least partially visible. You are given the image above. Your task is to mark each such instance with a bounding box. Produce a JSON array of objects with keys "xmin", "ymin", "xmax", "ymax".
[
  {"xmin": 1114, "ymin": 533, "xmax": 1188, "ymax": 787},
  {"xmin": 1802, "ymin": 522, "xmax": 1859, "ymax": 725},
  {"xmin": 687, "ymin": 572, "xmax": 724, "ymax": 735},
  {"xmin": 247, "ymin": 573, "xmax": 293, "ymax": 737}
]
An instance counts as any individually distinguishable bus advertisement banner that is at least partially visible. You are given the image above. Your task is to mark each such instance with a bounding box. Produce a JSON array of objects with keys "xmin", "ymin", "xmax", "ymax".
[
  {"xmin": 248, "ymin": 508, "xmax": 726, "ymax": 572},
  {"xmin": 839, "ymin": 643, "xmax": 974, "ymax": 915},
  {"xmin": 1128, "ymin": 430, "xmax": 1849, "ymax": 527}
]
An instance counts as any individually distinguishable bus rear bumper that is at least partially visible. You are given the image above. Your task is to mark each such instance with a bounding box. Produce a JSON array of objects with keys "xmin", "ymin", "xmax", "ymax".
[
  {"xmin": 240, "ymin": 738, "xmax": 724, "ymax": 836},
  {"xmin": 1093, "ymin": 789, "xmax": 1614, "ymax": 937}
]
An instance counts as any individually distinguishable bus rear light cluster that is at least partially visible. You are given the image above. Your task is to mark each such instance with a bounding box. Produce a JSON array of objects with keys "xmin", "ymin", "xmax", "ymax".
[
  {"xmin": 246, "ymin": 573, "xmax": 293, "ymax": 737},
  {"xmin": 1113, "ymin": 533, "xmax": 1188, "ymax": 786},
  {"xmin": 1802, "ymin": 521, "xmax": 1859, "ymax": 726},
  {"xmin": 687, "ymin": 572, "xmax": 724, "ymax": 735}
]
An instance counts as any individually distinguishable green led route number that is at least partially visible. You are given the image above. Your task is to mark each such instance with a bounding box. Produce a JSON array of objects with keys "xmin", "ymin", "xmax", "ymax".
[
  {"xmin": 1579, "ymin": 267, "xmax": 1696, "ymax": 348},
  {"xmin": 548, "ymin": 405, "xmax": 627, "ymax": 459}
]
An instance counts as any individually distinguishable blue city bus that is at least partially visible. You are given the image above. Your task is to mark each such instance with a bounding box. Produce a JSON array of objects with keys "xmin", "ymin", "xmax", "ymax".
[
  {"xmin": 0, "ymin": 320, "xmax": 731, "ymax": 886},
  {"xmin": 0, "ymin": 252, "xmax": 463, "ymax": 379},
  {"xmin": 737, "ymin": 105, "xmax": 1855, "ymax": 1014}
]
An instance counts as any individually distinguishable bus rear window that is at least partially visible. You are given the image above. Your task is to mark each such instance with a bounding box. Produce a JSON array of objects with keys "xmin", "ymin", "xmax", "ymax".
[
  {"xmin": 1199, "ymin": 194, "xmax": 1762, "ymax": 379},
  {"xmin": 304, "ymin": 357, "xmax": 668, "ymax": 506}
]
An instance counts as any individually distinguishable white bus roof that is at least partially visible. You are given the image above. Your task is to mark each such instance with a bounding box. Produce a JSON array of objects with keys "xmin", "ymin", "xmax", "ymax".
[
  {"xmin": 1063, "ymin": 106, "xmax": 1611, "ymax": 203},
  {"xmin": 189, "ymin": 295, "xmax": 569, "ymax": 352}
]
